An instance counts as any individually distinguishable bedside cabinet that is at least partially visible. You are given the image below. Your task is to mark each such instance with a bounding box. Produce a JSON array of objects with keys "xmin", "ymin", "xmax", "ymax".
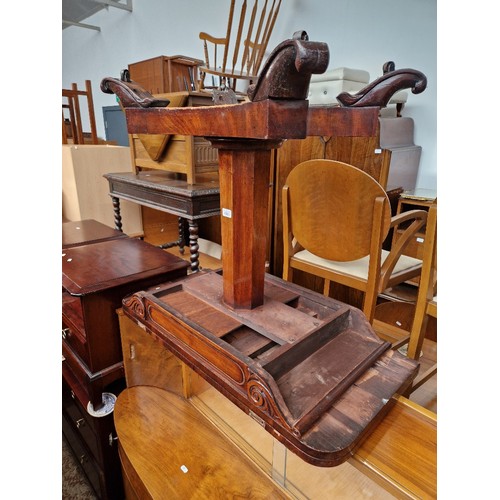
[
  {"xmin": 62, "ymin": 219, "xmax": 127, "ymax": 249},
  {"xmin": 62, "ymin": 236, "xmax": 189, "ymax": 499}
]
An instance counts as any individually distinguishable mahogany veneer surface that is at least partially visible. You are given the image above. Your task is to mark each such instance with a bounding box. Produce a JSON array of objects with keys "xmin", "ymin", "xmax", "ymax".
[
  {"xmin": 62, "ymin": 237, "xmax": 188, "ymax": 295},
  {"xmin": 62, "ymin": 218, "xmax": 127, "ymax": 249}
]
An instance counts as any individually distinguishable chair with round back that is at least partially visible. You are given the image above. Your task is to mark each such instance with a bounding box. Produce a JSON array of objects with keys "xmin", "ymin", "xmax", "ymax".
[{"xmin": 282, "ymin": 159, "xmax": 428, "ymax": 324}]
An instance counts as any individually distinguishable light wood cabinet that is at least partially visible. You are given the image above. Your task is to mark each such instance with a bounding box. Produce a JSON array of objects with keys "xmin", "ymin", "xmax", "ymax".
[{"xmin": 128, "ymin": 55, "xmax": 204, "ymax": 94}]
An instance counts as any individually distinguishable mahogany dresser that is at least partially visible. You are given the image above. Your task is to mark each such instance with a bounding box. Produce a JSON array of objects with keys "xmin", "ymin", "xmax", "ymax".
[
  {"xmin": 62, "ymin": 219, "xmax": 127, "ymax": 249},
  {"xmin": 62, "ymin": 231, "xmax": 189, "ymax": 499}
]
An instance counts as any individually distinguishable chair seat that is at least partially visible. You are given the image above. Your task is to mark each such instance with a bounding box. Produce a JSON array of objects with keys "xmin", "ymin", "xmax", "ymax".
[{"xmin": 292, "ymin": 249, "xmax": 422, "ymax": 280}]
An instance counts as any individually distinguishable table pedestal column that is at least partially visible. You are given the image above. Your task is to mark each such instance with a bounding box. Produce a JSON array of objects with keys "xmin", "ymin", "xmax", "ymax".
[{"xmin": 213, "ymin": 139, "xmax": 282, "ymax": 309}]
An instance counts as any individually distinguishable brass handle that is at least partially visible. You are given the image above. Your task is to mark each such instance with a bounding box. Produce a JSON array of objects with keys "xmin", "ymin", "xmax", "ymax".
[
  {"xmin": 76, "ymin": 418, "xmax": 85, "ymax": 429},
  {"xmin": 62, "ymin": 328, "xmax": 71, "ymax": 339},
  {"xmin": 70, "ymin": 390, "xmax": 76, "ymax": 400},
  {"xmin": 79, "ymin": 454, "xmax": 87, "ymax": 465}
]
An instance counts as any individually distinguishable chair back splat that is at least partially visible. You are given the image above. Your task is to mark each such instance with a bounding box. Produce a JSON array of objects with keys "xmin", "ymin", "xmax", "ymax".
[
  {"xmin": 283, "ymin": 159, "xmax": 427, "ymax": 324},
  {"xmin": 199, "ymin": 0, "xmax": 283, "ymax": 92}
]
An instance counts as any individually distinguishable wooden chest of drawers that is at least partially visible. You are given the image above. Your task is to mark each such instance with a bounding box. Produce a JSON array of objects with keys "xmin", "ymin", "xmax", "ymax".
[
  {"xmin": 62, "ymin": 219, "xmax": 127, "ymax": 249},
  {"xmin": 62, "ymin": 234, "xmax": 189, "ymax": 499}
]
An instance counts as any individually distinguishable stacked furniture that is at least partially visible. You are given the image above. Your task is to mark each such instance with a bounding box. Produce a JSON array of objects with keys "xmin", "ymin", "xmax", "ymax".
[
  {"xmin": 307, "ymin": 65, "xmax": 421, "ymax": 191},
  {"xmin": 62, "ymin": 219, "xmax": 189, "ymax": 499}
]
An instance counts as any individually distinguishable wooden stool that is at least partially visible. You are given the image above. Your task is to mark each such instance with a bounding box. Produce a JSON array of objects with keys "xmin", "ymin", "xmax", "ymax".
[{"xmin": 114, "ymin": 386, "xmax": 289, "ymax": 499}]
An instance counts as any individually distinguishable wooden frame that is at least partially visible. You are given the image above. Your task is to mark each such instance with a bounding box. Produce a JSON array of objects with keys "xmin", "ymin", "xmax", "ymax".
[{"xmin": 62, "ymin": 80, "xmax": 98, "ymax": 145}]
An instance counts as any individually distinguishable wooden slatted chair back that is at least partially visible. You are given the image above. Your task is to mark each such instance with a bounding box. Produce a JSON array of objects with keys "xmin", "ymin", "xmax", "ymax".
[{"xmin": 199, "ymin": 0, "xmax": 283, "ymax": 92}]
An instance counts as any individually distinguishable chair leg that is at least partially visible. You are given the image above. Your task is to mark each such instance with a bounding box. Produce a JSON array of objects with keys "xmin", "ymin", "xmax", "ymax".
[
  {"xmin": 362, "ymin": 290, "xmax": 378, "ymax": 325},
  {"xmin": 283, "ymin": 263, "xmax": 292, "ymax": 283},
  {"xmin": 323, "ymin": 279, "xmax": 331, "ymax": 297}
]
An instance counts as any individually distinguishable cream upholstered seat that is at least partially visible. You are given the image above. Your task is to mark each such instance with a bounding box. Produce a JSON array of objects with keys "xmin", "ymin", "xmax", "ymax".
[
  {"xmin": 282, "ymin": 159, "xmax": 428, "ymax": 324},
  {"xmin": 293, "ymin": 249, "xmax": 422, "ymax": 281}
]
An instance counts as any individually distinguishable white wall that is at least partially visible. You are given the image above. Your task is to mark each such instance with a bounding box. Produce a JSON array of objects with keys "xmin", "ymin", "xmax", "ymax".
[{"xmin": 62, "ymin": 0, "xmax": 436, "ymax": 189}]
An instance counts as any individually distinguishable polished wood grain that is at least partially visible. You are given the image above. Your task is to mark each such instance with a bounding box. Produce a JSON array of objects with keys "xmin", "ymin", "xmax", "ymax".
[
  {"xmin": 114, "ymin": 386, "xmax": 290, "ymax": 499},
  {"xmin": 271, "ymin": 132, "xmax": 392, "ymax": 277},
  {"xmin": 351, "ymin": 396, "xmax": 437, "ymax": 499},
  {"xmin": 117, "ymin": 308, "xmax": 186, "ymax": 393},
  {"xmin": 62, "ymin": 219, "xmax": 127, "ymax": 249},
  {"xmin": 122, "ymin": 271, "xmax": 419, "ymax": 467}
]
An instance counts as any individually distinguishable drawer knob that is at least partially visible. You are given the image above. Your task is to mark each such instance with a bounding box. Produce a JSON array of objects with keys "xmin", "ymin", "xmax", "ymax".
[
  {"xmin": 62, "ymin": 328, "xmax": 71, "ymax": 339},
  {"xmin": 109, "ymin": 433, "xmax": 118, "ymax": 447},
  {"xmin": 76, "ymin": 418, "xmax": 85, "ymax": 429}
]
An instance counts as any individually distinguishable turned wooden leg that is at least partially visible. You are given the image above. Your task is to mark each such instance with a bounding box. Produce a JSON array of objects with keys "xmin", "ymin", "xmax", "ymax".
[
  {"xmin": 178, "ymin": 217, "xmax": 186, "ymax": 255},
  {"xmin": 111, "ymin": 196, "xmax": 123, "ymax": 232},
  {"xmin": 188, "ymin": 221, "xmax": 199, "ymax": 273}
]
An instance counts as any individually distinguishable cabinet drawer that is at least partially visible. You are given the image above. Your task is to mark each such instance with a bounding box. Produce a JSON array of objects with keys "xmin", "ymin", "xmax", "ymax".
[
  {"xmin": 62, "ymin": 316, "xmax": 89, "ymax": 367},
  {"xmin": 62, "ymin": 412, "xmax": 102, "ymax": 498},
  {"xmin": 62, "ymin": 379, "xmax": 99, "ymax": 459}
]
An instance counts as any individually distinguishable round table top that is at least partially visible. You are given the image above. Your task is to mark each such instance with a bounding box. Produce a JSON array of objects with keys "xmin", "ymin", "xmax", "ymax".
[{"xmin": 114, "ymin": 386, "xmax": 288, "ymax": 499}]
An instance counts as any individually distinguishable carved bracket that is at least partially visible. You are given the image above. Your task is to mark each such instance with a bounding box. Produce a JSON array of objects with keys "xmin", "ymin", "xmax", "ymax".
[
  {"xmin": 336, "ymin": 66, "xmax": 427, "ymax": 109},
  {"xmin": 101, "ymin": 69, "xmax": 170, "ymax": 108},
  {"xmin": 247, "ymin": 30, "xmax": 330, "ymax": 102}
]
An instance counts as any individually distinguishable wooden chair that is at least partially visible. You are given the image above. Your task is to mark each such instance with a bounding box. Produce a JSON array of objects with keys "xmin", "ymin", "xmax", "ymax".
[
  {"xmin": 404, "ymin": 202, "xmax": 437, "ymax": 395},
  {"xmin": 62, "ymin": 80, "xmax": 98, "ymax": 145},
  {"xmin": 199, "ymin": 0, "xmax": 283, "ymax": 92},
  {"xmin": 282, "ymin": 159, "xmax": 428, "ymax": 324}
]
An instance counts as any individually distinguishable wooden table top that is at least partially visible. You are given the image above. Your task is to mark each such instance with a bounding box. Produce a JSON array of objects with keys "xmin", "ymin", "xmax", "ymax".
[
  {"xmin": 62, "ymin": 219, "xmax": 127, "ymax": 248},
  {"xmin": 114, "ymin": 386, "xmax": 289, "ymax": 499},
  {"xmin": 104, "ymin": 170, "xmax": 221, "ymax": 220}
]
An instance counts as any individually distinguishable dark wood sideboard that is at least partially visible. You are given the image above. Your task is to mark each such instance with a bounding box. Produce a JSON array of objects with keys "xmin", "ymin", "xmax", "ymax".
[{"xmin": 62, "ymin": 224, "xmax": 189, "ymax": 499}]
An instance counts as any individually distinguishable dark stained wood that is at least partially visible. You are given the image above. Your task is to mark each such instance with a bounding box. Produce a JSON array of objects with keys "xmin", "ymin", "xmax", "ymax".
[
  {"xmin": 62, "ymin": 235, "xmax": 189, "ymax": 500},
  {"xmin": 62, "ymin": 219, "xmax": 127, "ymax": 249},
  {"xmin": 122, "ymin": 271, "xmax": 419, "ymax": 467},
  {"xmin": 336, "ymin": 68, "xmax": 427, "ymax": 108},
  {"xmin": 105, "ymin": 30, "xmax": 427, "ymax": 469},
  {"xmin": 62, "ymin": 237, "xmax": 189, "ymax": 409},
  {"xmin": 103, "ymin": 170, "xmax": 221, "ymax": 272}
]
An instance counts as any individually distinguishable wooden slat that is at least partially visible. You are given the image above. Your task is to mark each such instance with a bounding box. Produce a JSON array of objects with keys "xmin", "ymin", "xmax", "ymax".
[
  {"xmin": 182, "ymin": 272, "xmax": 325, "ymax": 344},
  {"xmin": 159, "ymin": 290, "xmax": 241, "ymax": 338}
]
